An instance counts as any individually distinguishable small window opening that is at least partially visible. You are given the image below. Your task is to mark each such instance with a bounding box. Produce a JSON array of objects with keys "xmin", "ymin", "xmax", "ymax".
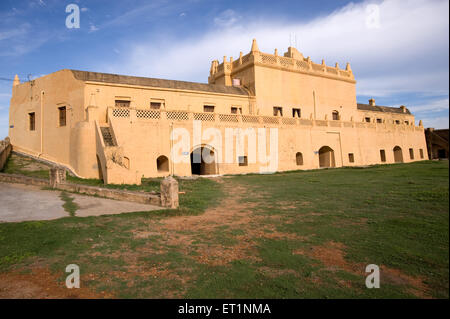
[
  {"xmin": 29, "ymin": 112, "xmax": 35, "ymax": 131},
  {"xmin": 376, "ymin": 118, "xmax": 382, "ymax": 123},
  {"xmin": 332, "ymin": 111, "xmax": 339, "ymax": 121},
  {"xmin": 409, "ymin": 148, "xmax": 414, "ymax": 160},
  {"xmin": 115, "ymin": 100, "xmax": 130, "ymax": 107},
  {"xmin": 380, "ymin": 149, "xmax": 386, "ymax": 162},
  {"xmin": 296, "ymin": 152, "xmax": 303, "ymax": 165},
  {"xmin": 273, "ymin": 107, "xmax": 283, "ymax": 116},
  {"xmin": 231, "ymin": 107, "xmax": 242, "ymax": 114},
  {"xmin": 419, "ymin": 149, "xmax": 424, "ymax": 159},
  {"xmin": 58, "ymin": 106, "xmax": 66, "ymax": 127},
  {"xmin": 292, "ymin": 108, "xmax": 301, "ymax": 118},
  {"xmin": 238, "ymin": 156, "xmax": 248, "ymax": 166},
  {"xmin": 204, "ymin": 105, "xmax": 215, "ymax": 113},
  {"xmin": 348, "ymin": 153, "xmax": 355, "ymax": 163},
  {"xmin": 365, "ymin": 117, "xmax": 371, "ymax": 123},
  {"xmin": 150, "ymin": 102, "xmax": 161, "ymax": 109}
]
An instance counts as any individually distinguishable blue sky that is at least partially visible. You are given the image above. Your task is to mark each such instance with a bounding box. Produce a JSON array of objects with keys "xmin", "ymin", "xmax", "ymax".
[{"xmin": 0, "ymin": 0, "xmax": 448, "ymax": 138}]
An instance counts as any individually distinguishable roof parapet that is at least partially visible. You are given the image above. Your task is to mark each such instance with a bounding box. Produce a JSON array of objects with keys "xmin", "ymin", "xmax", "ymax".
[
  {"xmin": 209, "ymin": 39, "xmax": 356, "ymax": 83},
  {"xmin": 13, "ymin": 74, "xmax": 20, "ymax": 87},
  {"xmin": 251, "ymin": 38, "xmax": 259, "ymax": 52}
]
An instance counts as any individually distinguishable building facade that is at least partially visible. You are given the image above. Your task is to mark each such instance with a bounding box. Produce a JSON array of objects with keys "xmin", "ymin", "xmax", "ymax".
[
  {"xmin": 8, "ymin": 39, "xmax": 428, "ymax": 184},
  {"xmin": 425, "ymin": 128, "xmax": 449, "ymax": 160}
]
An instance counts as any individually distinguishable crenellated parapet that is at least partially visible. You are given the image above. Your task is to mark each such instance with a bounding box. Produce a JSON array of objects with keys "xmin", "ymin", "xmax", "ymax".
[{"xmin": 208, "ymin": 39, "xmax": 355, "ymax": 85}]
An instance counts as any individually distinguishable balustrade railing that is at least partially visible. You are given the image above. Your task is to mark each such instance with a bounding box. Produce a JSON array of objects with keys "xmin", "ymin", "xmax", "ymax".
[{"xmin": 107, "ymin": 107, "xmax": 420, "ymax": 131}]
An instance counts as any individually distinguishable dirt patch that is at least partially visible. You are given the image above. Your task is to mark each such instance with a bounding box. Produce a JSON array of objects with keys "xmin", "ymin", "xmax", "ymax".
[
  {"xmin": 295, "ymin": 241, "xmax": 432, "ymax": 298},
  {"xmin": 258, "ymin": 266, "xmax": 299, "ymax": 278},
  {"xmin": 156, "ymin": 179, "xmax": 308, "ymax": 266},
  {"xmin": 381, "ymin": 267, "xmax": 431, "ymax": 299},
  {"xmin": 0, "ymin": 268, "xmax": 111, "ymax": 299}
]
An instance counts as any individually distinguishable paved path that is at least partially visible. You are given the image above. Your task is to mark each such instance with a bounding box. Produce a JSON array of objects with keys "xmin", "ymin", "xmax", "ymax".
[{"xmin": 0, "ymin": 182, "xmax": 163, "ymax": 223}]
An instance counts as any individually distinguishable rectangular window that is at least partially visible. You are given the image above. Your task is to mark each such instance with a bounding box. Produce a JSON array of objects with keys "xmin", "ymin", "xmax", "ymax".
[
  {"xmin": 203, "ymin": 105, "xmax": 215, "ymax": 112},
  {"xmin": 273, "ymin": 107, "xmax": 283, "ymax": 116},
  {"xmin": 232, "ymin": 78, "xmax": 241, "ymax": 86},
  {"xmin": 405, "ymin": 120, "xmax": 409, "ymax": 125},
  {"xmin": 376, "ymin": 118, "xmax": 382, "ymax": 123},
  {"xmin": 395, "ymin": 120, "xmax": 400, "ymax": 124},
  {"xmin": 115, "ymin": 100, "xmax": 130, "ymax": 107},
  {"xmin": 409, "ymin": 148, "xmax": 414, "ymax": 160},
  {"xmin": 231, "ymin": 107, "xmax": 242, "ymax": 114},
  {"xmin": 380, "ymin": 149, "xmax": 386, "ymax": 162},
  {"xmin": 292, "ymin": 108, "xmax": 301, "ymax": 118},
  {"xmin": 365, "ymin": 117, "xmax": 371, "ymax": 123},
  {"xmin": 29, "ymin": 112, "xmax": 35, "ymax": 131},
  {"xmin": 150, "ymin": 102, "xmax": 161, "ymax": 109},
  {"xmin": 58, "ymin": 106, "xmax": 66, "ymax": 127},
  {"xmin": 238, "ymin": 156, "xmax": 248, "ymax": 166},
  {"xmin": 419, "ymin": 149, "xmax": 424, "ymax": 159},
  {"xmin": 348, "ymin": 153, "xmax": 355, "ymax": 163}
]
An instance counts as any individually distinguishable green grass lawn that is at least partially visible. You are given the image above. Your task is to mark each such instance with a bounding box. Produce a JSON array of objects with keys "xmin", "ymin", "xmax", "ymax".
[{"xmin": 0, "ymin": 160, "xmax": 448, "ymax": 298}]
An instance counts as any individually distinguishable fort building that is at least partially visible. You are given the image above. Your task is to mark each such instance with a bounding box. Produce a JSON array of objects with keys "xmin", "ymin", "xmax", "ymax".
[{"xmin": 8, "ymin": 39, "xmax": 428, "ymax": 184}]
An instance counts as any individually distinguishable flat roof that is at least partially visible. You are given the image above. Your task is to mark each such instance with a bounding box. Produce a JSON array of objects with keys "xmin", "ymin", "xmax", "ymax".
[
  {"xmin": 70, "ymin": 70, "xmax": 249, "ymax": 96},
  {"xmin": 357, "ymin": 103, "xmax": 411, "ymax": 115}
]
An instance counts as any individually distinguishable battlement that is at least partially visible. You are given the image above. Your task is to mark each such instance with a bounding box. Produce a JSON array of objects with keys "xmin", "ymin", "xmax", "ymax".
[{"xmin": 208, "ymin": 39, "xmax": 355, "ymax": 85}]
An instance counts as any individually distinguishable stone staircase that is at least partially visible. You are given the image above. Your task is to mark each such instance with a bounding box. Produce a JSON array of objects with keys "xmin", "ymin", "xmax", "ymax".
[{"xmin": 100, "ymin": 126, "xmax": 116, "ymax": 146}]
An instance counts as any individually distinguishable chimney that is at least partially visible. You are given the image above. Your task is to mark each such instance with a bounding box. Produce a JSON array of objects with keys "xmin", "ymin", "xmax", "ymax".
[{"xmin": 369, "ymin": 98, "xmax": 375, "ymax": 107}]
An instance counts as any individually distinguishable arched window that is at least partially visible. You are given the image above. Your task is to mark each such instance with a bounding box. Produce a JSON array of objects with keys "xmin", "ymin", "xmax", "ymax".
[
  {"xmin": 296, "ymin": 152, "xmax": 303, "ymax": 165},
  {"xmin": 157, "ymin": 155, "xmax": 169, "ymax": 172},
  {"xmin": 332, "ymin": 111, "xmax": 339, "ymax": 121}
]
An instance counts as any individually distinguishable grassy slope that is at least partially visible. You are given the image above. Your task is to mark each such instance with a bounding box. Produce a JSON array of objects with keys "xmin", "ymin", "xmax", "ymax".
[{"xmin": 0, "ymin": 160, "xmax": 448, "ymax": 298}]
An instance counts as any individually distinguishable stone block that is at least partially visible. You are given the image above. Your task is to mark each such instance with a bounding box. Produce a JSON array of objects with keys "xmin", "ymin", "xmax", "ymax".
[{"xmin": 160, "ymin": 176, "xmax": 179, "ymax": 208}]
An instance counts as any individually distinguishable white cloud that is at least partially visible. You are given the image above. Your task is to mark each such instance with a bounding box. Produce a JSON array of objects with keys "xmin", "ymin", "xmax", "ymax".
[
  {"xmin": 420, "ymin": 115, "xmax": 449, "ymax": 129},
  {"xmin": 89, "ymin": 25, "xmax": 99, "ymax": 33},
  {"xmin": 0, "ymin": 24, "xmax": 29, "ymax": 41},
  {"xmin": 104, "ymin": 0, "xmax": 449, "ymax": 100},
  {"xmin": 214, "ymin": 9, "xmax": 241, "ymax": 27},
  {"xmin": 408, "ymin": 98, "xmax": 449, "ymax": 113},
  {"xmin": 81, "ymin": 7, "xmax": 89, "ymax": 12}
]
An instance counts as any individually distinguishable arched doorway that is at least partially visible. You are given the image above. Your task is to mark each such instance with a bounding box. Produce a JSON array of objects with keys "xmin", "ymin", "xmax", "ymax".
[
  {"xmin": 190, "ymin": 146, "xmax": 216, "ymax": 175},
  {"xmin": 319, "ymin": 146, "xmax": 335, "ymax": 168},
  {"xmin": 393, "ymin": 146, "xmax": 403, "ymax": 163},
  {"xmin": 156, "ymin": 155, "xmax": 169, "ymax": 173},
  {"xmin": 96, "ymin": 155, "xmax": 104, "ymax": 182}
]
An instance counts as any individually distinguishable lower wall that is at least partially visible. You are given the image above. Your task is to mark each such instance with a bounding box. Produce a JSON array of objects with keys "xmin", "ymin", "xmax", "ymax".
[
  {"xmin": 0, "ymin": 173, "xmax": 161, "ymax": 206},
  {"xmin": 107, "ymin": 114, "xmax": 429, "ymax": 178}
]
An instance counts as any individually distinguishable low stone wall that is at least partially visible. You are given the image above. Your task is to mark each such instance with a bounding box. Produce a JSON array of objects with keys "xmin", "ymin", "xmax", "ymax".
[
  {"xmin": 0, "ymin": 172, "xmax": 162, "ymax": 207},
  {"xmin": 0, "ymin": 173, "xmax": 49, "ymax": 187},
  {"xmin": 0, "ymin": 138, "xmax": 12, "ymax": 171}
]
